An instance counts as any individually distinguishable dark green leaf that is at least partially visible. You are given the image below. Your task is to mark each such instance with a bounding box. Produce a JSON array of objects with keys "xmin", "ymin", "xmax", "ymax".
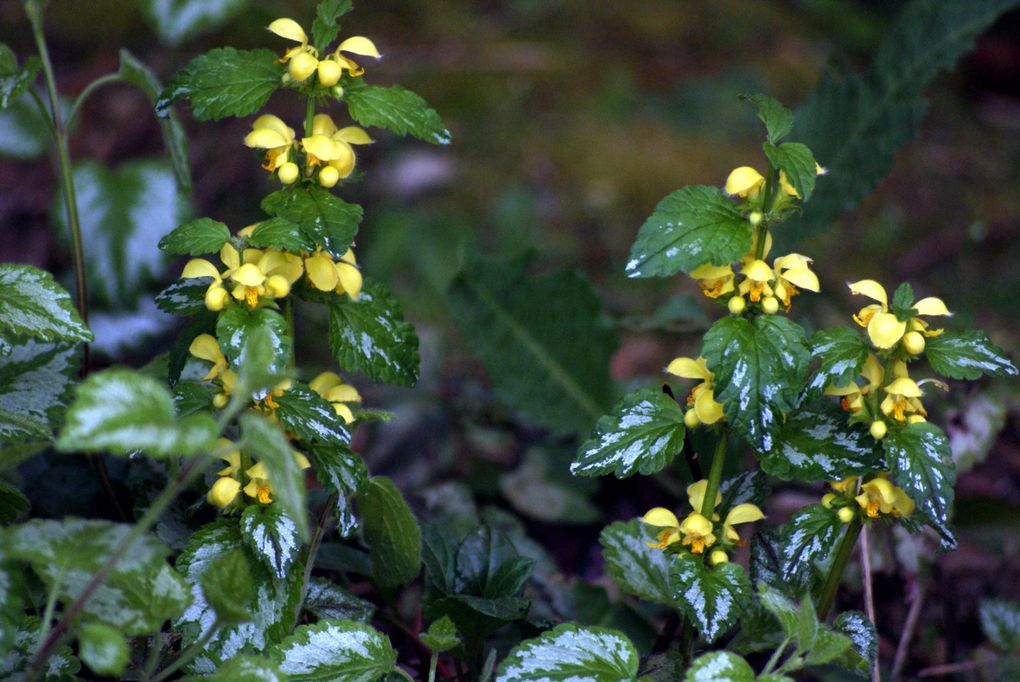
[
  {"xmin": 498, "ymin": 623, "xmax": 639, "ymax": 681},
  {"xmin": 572, "ymin": 388, "xmax": 685, "ymax": 479},
  {"xmin": 311, "ymin": 0, "xmax": 354, "ymax": 52},
  {"xmin": 884, "ymin": 422, "xmax": 956, "ymax": 547},
  {"xmin": 328, "ymin": 279, "xmax": 419, "ymax": 386},
  {"xmin": 270, "ymin": 620, "xmax": 397, "ymax": 682},
  {"xmin": 361, "ymin": 476, "xmax": 421, "ymax": 587},
  {"xmin": 0, "ymin": 341, "xmax": 77, "ymax": 445},
  {"xmin": 0, "ymin": 92, "xmax": 50, "ymax": 159},
  {"xmin": 274, "ymin": 382, "xmax": 350, "ymax": 446},
  {"xmin": 763, "ymin": 141, "xmax": 817, "ymax": 200},
  {"xmin": 672, "ymin": 554, "xmax": 751, "ymax": 643},
  {"xmin": 200, "ymin": 549, "xmax": 253, "ymax": 624},
  {"xmin": 807, "ymin": 327, "xmax": 870, "ymax": 391},
  {"xmin": 156, "ymin": 277, "xmax": 211, "ymax": 315},
  {"xmin": 0, "ymin": 481, "xmax": 29, "ymax": 523},
  {"xmin": 779, "ymin": 504, "xmax": 843, "ymax": 587},
  {"xmin": 308, "ymin": 443, "xmax": 367, "ymax": 537},
  {"xmin": 749, "ymin": 530, "xmax": 786, "ymax": 593},
  {"xmin": 118, "ymin": 49, "xmax": 191, "ymax": 190},
  {"xmin": 454, "ymin": 525, "xmax": 533, "ymax": 599},
  {"xmin": 719, "ymin": 470, "xmax": 770, "ymax": 511},
  {"xmin": 702, "ymin": 315, "xmax": 810, "ymax": 453},
  {"xmin": 56, "ymin": 367, "xmax": 217, "ymax": 456},
  {"xmin": 248, "ymin": 216, "xmax": 315, "ymax": 253},
  {"xmin": 241, "ymin": 414, "xmax": 308, "ymax": 542},
  {"xmin": 925, "ymin": 330, "xmax": 1018, "ymax": 380},
  {"xmin": 241, "ymin": 504, "xmax": 301, "ymax": 580},
  {"xmin": 0, "ymin": 53, "xmax": 39, "ymax": 109},
  {"xmin": 262, "ymin": 185, "xmax": 362, "ymax": 259},
  {"xmin": 766, "ymin": 400, "xmax": 879, "ymax": 481},
  {"xmin": 157, "ymin": 47, "xmax": 282, "ymax": 120},
  {"xmin": 979, "ymin": 598, "xmax": 1020, "ymax": 652},
  {"xmin": 805, "ymin": 627, "xmax": 852, "ymax": 666},
  {"xmin": 625, "ymin": 185, "xmax": 752, "ymax": 279},
  {"xmin": 741, "ymin": 93, "xmax": 794, "ymax": 144},
  {"xmin": 683, "ymin": 651, "xmax": 755, "ymax": 682},
  {"xmin": 891, "ymin": 282, "xmax": 914, "ymax": 312},
  {"xmin": 501, "ymin": 448, "xmax": 601, "ymax": 525},
  {"xmin": 421, "ymin": 615, "xmax": 460, "ymax": 653},
  {"xmin": 78, "ymin": 622, "xmax": 129, "ymax": 677},
  {"xmin": 159, "ymin": 218, "xmax": 230, "ymax": 255},
  {"xmin": 216, "ymin": 306, "xmax": 292, "ymax": 379},
  {"xmin": 140, "ymin": 0, "xmax": 250, "ymax": 46},
  {"xmin": 0, "ymin": 264, "xmax": 92, "ymax": 345},
  {"xmin": 599, "ymin": 519, "xmax": 678, "ymax": 607},
  {"xmin": 173, "ymin": 380, "xmax": 214, "ymax": 416},
  {"xmin": 304, "ymin": 578, "xmax": 375, "ymax": 624},
  {"xmin": 343, "ymin": 78, "xmax": 450, "ymax": 145},
  {"xmin": 448, "ymin": 251, "xmax": 616, "ymax": 434}
]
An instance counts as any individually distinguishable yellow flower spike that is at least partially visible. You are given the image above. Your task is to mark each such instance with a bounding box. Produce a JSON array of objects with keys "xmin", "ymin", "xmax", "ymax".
[
  {"xmin": 855, "ymin": 478, "xmax": 897, "ymax": 518},
  {"xmin": 207, "ymin": 477, "xmax": 242, "ymax": 508},
  {"xmin": 189, "ymin": 334, "xmax": 228, "ymax": 381},
  {"xmin": 244, "ymin": 115, "xmax": 296, "ymax": 171},
  {"xmin": 690, "ymin": 263, "xmax": 735, "ymax": 299},
  {"xmin": 305, "ymin": 251, "xmax": 340, "ymax": 291},
  {"xmin": 848, "ymin": 279, "xmax": 951, "ymax": 348},
  {"xmin": 723, "ymin": 503, "xmax": 764, "ymax": 543},
  {"xmin": 724, "ymin": 166, "xmax": 765, "ymax": 198},
  {"xmin": 679, "ymin": 512, "xmax": 717, "ymax": 554},
  {"xmin": 267, "ymin": 18, "xmax": 308, "ymax": 45}
]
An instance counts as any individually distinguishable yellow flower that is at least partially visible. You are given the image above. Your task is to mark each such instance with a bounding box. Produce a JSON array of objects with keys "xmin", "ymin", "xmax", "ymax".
[
  {"xmin": 208, "ymin": 477, "xmax": 242, "ymax": 508},
  {"xmin": 772, "ymin": 253, "xmax": 819, "ymax": 310},
  {"xmin": 242, "ymin": 453, "xmax": 312, "ymax": 505},
  {"xmin": 227, "ymin": 248, "xmax": 302, "ymax": 308},
  {"xmin": 824, "ymin": 354, "xmax": 883, "ymax": 413},
  {"xmin": 831, "ymin": 477, "xmax": 858, "ymax": 494},
  {"xmin": 848, "ymin": 280, "xmax": 951, "ymax": 349},
  {"xmin": 724, "ymin": 166, "xmax": 765, "ymax": 198},
  {"xmin": 311, "ymin": 114, "xmax": 373, "ymax": 180},
  {"xmin": 854, "ymin": 477, "xmax": 914, "ymax": 519},
  {"xmin": 690, "ymin": 263, "xmax": 735, "ymax": 299},
  {"xmin": 189, "ymin": 334, "xmax": 228, "ymax": 381},
  {"xmin": 303, "ymin": 248, "xmax": 363, "ymax": 300},
  {"xmin": 687, "ymin": 479, "xmax": 764, "ymax": 545},
  {"xmin": 738, "ymin": 258, "xmax": 774, "ymax": 303},
  {"xmin": 309, "ymin": 371, "xmax": 362, "ymax": 424},
  {"xmin": 214, "ymin": 438, "xmax": 242, "ymax": 477},
  {"xmin": 268, "ymin": 18, "xmax": 381, "ymax": 83},
  {"xmin": 268, "ymin": 18, "xmax": 320, "ymax": 81},
  {"xmin": 322, "ymin": 35, "xmax": 382, "ymax": 80},
  {"xmin": 244, "ymin": 115, "xmax": 297, "ymax": 172},
  {"xmin": 666, "ymin": 356, "xmax": 724, "ymax": 425},
  {"xmin": 880, "ymin": 376, "xmax": 928, "ymax": 422},
  {"xmin": 641, "ymin": 508, "xmax": 716, "ymax": 554},
  {"xmin": 181, "ymin": 243, "xmax": 242, "ymax": 311}
]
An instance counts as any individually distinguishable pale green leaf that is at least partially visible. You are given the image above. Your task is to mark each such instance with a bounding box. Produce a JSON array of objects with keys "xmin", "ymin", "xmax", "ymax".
[
  {"xmin": 0, "ymin": 92, "xmax": 49, "ymax": 159},
  {"xmin": 979, "ymin": 598, "xmax": 1020, "ymax": 651},
  {"xmin": 270, "ymin": 620, "xmax": 397, "ymax": 682},
  {"xmin": 200, "ymin": 549, "xmax": 254, "ymax": 624},
  {"xmin": 0, "ymin": 264, "xmax": 92, "ymax": 345},
  {"xmin": 497, "ymin": 623, "xmax": 639, "ymax": 682},
  {"xmin": 141, "ymin": 0, "xmax": 250, "ymax": 46},
  {"xmin": 599, "ymin": 519, "xmax": 678, "ymax": 607},
  {"xmin": 683, "ymin": 651, "xmax": 754, "ymax": 682},
  {"xmin": 78, "ymin": 622, "xmax": 129, "ymax": 676},
  {"xmin": 207, "ymin": 655, "xmax": 288, "ymax": 682},
  {"xmin": 241, "ymin": 414, "xmax": 308, "ymax": 542},
  {"xmin": 420, "ymin": 616, "xmax": 459, "ymax": 653}
]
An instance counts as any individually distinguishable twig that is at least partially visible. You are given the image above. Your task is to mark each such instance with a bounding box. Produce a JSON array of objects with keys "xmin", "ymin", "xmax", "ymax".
[
  {"xmin": 860, "ymin": 524, "xmax": 878, "ymax": 682},
  {"xmin": 917, "ymin": 656, "xmax": 997, "ymax": 678},
  {"xmin": 892, "ymin": 580, "xmax": 926, "ymax": 679},
  {"xmin": 293, "ymin": 492, "xmax": 338, "ymax": 627}
]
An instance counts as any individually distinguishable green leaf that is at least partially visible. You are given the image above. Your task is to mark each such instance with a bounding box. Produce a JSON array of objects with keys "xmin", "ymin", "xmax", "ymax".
[
  {"xmin": 270, "ymin": 619, "xmax": 397, "ymax": 682},
  {"xmin": 766, "ymin": 400, "xmax": 878, "ymax": 481},
  {"xmin": 311, "ymin": 0, "xmax": 354, "ymax": 52},
  {"xmin": 118, "ymin": 49, "xmax": 191, "ymax": 191},
  {"xmin": 216, "ymin": 306, "xmax": 292, "ymax": 380},
  {"xmin": 0, "ymin": 92, "xmax": 50, "ymax": 159},
  {"xmin": 572, "ymin": 388, "xmax": 685, "ymax": 479},
  {"xmin": 788, "ymin": 0, "xmax": 1020, "ymax": 242},
  {"xmin": 672, "ymin": 554, "xmax": 751, "ymax": 643},
  {"xmin": 599, "ymin": 519, "xmax": 678, "ymax": 607},
  {"xmin": 748, "ymin": 530, "xmax": 785, "ymax": 593},
  {"xmin": 763, "ymin": 141, "xmax": 817, "ymax": 200},
  {"xmin": 156, "ymin": 277, "xmax": 211, "ymax": 316},
  {"xmin": 0, "ymin": 481, "xmax": 29, "ymax": 523},
  {"xmin": 625, "ymin": 185, "xmax": 752, "ymax": 279},
  {"xmin": 807, "ymin": 327, "xmax": 870, "ymax": 391},
  {"xmin": 54, "ymin": 160, "xmax": 188, "ymax": 304},
  {"xmin": 925, "ymin": 330, "xmax": 1017, "ymax": 380},
  {"xmin": 833, "ymin": 610, "xmax": 877, "ymax": 670},
  {"xmin": 0, "ymin": 264, "xmax": 92, "ymax": 345},
  {"xmin": 159, "ymin": 218, "xmax": 230, "ymax": 256},
  {"xmin": 5, "ymin": 519, "xmax": 191, "ymax": 635},
  {"xmin": 208, "ymin": 656, "xmax": 288, "ymax": 682},
  {"xmin": 308, "ymin": 443, "xmax": 367, "ymax": 537},
  {"xmin": 757, "ymin": 584, "xmax": 800, "ymax": 640},
  {"xmin": 361, "ymin": 476, "xmax": 421, "ymax": 588},
  {"xmin": 173, "ymin": 380, "xmax": 214, "ymax": 416},
  {"xmin": 454, "ymin": 525, "xmax": 533, "ymax": 599},
  {"xmin": 304, "ymin": 578, "xmax": 375, "ymax": 624},
  {"xmin": 140, "ymin": 0, "xmax": 250, "ymax": 46},
  {"xmin": 241, "ymin": 505, "xmax": 300, "ymax": 580},
  {"xmin": 241, "ymin": 413, "xmax": 308, "ymax": 542},
  {"xmin": 328, "ymin": 279, "xmax": 419, "ymax": 386},
  {"xmin": 342, "ymin": 78, "xmax": 451, "ymax": 145},
  {"xmin": 779, "ymin": 504, "xmax": 842, "ymax": 587},
  {"xmin": 884, "ymin": 422, "xmax": 956, "ymax": 547},
  {"xmin": 891, "ymin": 282, "xmax": 915, "ymax": 313},
  {"xmin": 720, "ymin": 470, "xmax": 770, "ymax": 511},
  {"xmin": 157, "ymin": 47, "xmax": 282, "ymax": 120},
  {"xmin": 201, "ymin": 549, "xmax": 254, "ymax": 624},
  {"xmin": 0, "ymin": 53, "xmax": 39, "ymax": 109},
  {"xmin": 804, "ymin": 627, "xmax": 852, "ymax": 666},
  {"xmin": 702, "ymin": 315, "xmax": 810, "ymax": 453},
  {"xmin": 248, "ymin": 216, "xmax": 315, "ymax": 253},
  {"xmin": 0, "ymin": 341, "xmax": 77, "ymax": 445},
  {"xmin": 56, "ymin": 367, "xmax": 217, "ymax": 456},
  {"xmin": 262, "ymin": 186, "xmax": 362, "ymax": 260},
  {"xmin": 498, "ymin": 623, "xmax": 639, "ymax": 681},
  {"xmin": 741, "ymin": 93, "xmax": 793, "ymax": 145},
  {"xmin": 448, "ymin": 251, "xmax": 617, "ymax": 434},
  {"xmin": 501, "ymin": 448, "xmax": 601, "ymax": 525},
  {"xmin": 420, "ymin": 615, "xmax": 460, "ymax": 653},
  {"xmin": 236, "ymin": 321, "xmax": 291, "ymax": 398},
  {"xmin": 274, "ymin": 382, "xmax": 350, "ymax": 446},
  {"xmin": 683, "ymin": 651, "xmax": 755, "ymax": 682},
  {"xmin": 979, "ymin": 598, "xmax": 1020, "ymax": 652},
  {"xmin": 795, "ymin": 595, "xmax": 820, "ymax": 652},
  {"xmin": 0, "ymin": 616, "xmax": 80, "ymax": 679},
  {"xmin": 78, "ymin": 622, "xmax": 129, "ymax": 677}
]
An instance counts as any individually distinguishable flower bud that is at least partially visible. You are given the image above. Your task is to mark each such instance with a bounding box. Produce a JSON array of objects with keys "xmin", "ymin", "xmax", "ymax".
[
  {"xmin": 205, "ymin": 285, "xmax": 229, "ymax": 311},
  {"xmin": 319, "ymin": 165, "xmax": 340, "ymax": 188},
  {"xmin": 710, "ymin": 550, "xmax": 729, "ymax": 566},
  {"xmin": 288, "ymin": 52, "xmax": 319, "ymax": 82},
  {"xmin": 870, "ymin": 420, "xmax": 887, "ymax": 440},
  {"xmin": 761, "ymin": 296, "xmax": 779, "ymax": 314},
  {"xmin": 902, "ymin": 331, "xmax": 925, "ymax": 355},
  {"xmin": 749, "ymin": 211, "xmax": 763, "ymax": 227},
  {"xmin": 277, "ymin": 162, "xmax": 300, "ymax": 185},
  {"xmin": 837, "ymin": 506, "xmax": 856, "ymax": 524},
  {"xmin": 213, "ymin": 393, "xmax": 229, "ymax": 409},
  {"xmin": 318, "ymin": 59, "xmax": 342, "ymax": 87},
  {"xmin": 727, "ymin": 296, "xmax": 746, "ymax": 315},
  {"xmin": 684, "ymin": 409, "xmax": 700, "ymax": 429},
  {"xmin": 266, "ymin": 275, "xmax": 291, "ymax": 298},
  {"xmin": 207, "ymin": 477, "xmax": 241, "ymax": 508},
  {"xmin": 821, "ymin": 493, "xmax": 836, "ymax": 509}
]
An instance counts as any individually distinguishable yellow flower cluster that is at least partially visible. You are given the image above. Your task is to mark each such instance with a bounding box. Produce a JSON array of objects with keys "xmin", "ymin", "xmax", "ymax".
[
  {"xmin": 206, "ymin": 437, "xmax": 312, "ymax": 508},
  {"xmin": 724, "ymin": 164, "xmax": 825, "ymax": 202},
  {"xmin": 824, "ymin": 476, "xmax": 914, "ymax": 521},
  {"xmin": 848, "ymin": 279, "xmax": 949, "ymax": 351},
  {"xmin": 666, "ymin": 356, "xmax": 724, "ymax": 428},
  {"xmin": 268, "ymin": 17, "xmax": 381, "ymax": 87},
  {"xmin": 642, "ymin": 480, "xmax": 764, "ymax": 565},
  {"xmin": 189, "ymin": 334, "xmax": 238, "ymax": 409},
  {"xmin": 244, "ymin": 114, "xmax": 373, "ymax": 188}
]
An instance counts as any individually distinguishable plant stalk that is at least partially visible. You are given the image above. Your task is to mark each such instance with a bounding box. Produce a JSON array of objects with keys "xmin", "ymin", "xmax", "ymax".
[
  {"xmin": 293, "ymin": 492, "xmax": 338, "ymax": 627},
  {"xmin": 700, "ymin": 431, "xmax": 728, "ymax": 516},
  {"xmin": 150, "ymin": 619, "xmax": 222, "ymax": 682},
  {"xmin": 66, "ymin": 72, "xmax": 122, "ymax": 130},
  {"xmin": 816, "ymin": 518, "xmax": 863, "ymax": 619}
]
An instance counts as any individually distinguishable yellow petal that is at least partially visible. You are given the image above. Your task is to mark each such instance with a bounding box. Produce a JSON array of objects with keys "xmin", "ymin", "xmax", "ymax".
[
  {"xmin": 848, "ymin": 279, "xmax": 888, "ymax": 306},
  {"xmin": 289, "ymin": 53, "xmax": 319, "ymax": 82},
  {"xmin": 302, "ymin": 135, "xmax": 344, "ymax": 161},
  {"xmin": 293, "ymin": 452, "xmax": 311, "ymax": 469},
  {"xmin": 246, "ymin": 462, "xmax": 269, "ymax": 480},
  {"xmin": 337, "ymin": 36, "xmax": 381, "ymax": 58},
  {"xmin": 679, "ymin": 512, "xmax": 714, "ymax": 537},
  {"xmin": 189, "ymin": 334, "xmax": 223, "ymax": 364},
  {"xmin": 862, "ymin": 355, "xmax": 884, "ymax": 390},
  {"xmin": 862, "ymin": 478, "xmax": 897, "ymax": 506},
  {"xmin": 244, "ymin": 128, "xmax": 290, "ymax": 150},
  {"xmin": 340, "ymin": 249, "xmax": 358, "ymax": 266},
  {"xmin": 220, "ymin": 243, "xmax": 240, "ymax": 272},
  {"xmin": 782, "ymin": 266, "xmax": 820, "ymax": 292},
  {"xmin": 687, "ymin": 479, "xmax": 709, "ymax": 512},
  {"xmin": 891, "ymin": 487, "xmax": 915, "ymax": 517},
  {"xmin": 207, "ymin": 477, "xmax": 241, "ymax": 508},
  {"xmin": 867, "ymin": 312, "xmax": 906, "ymax": 349},
  {"xmin": 823, "ymin": 382, "xmax": 859, "ymax": 397},
  {"xmin": 695, "ymin": 388, "xmax": 724, "ymax": 424},
  {"xmin": 690, "ymin": 263, "xmax": 733, "ymax": 280},
  {"xmin": 642, "ymin": 507, "xmax": 680, "ymax": 528},
  {"xmin": 724, "ymin": 166, "xmax": 764, "ymax": 197},
  {"xmin": 335, "ymin": 126, "xmax": 373, "ymax": 145},
  {"xmin": 231, "ymin": 263, "xmax": 266, "ymax": 287},
  {"xmin": 913, "ymin": 297, "xmax": 950, "ymax": 317},
  {"xmin": 326, "ymin": 384, "xmax": 361, "ymax": 403},
  {"xmin": 336, "ymin": 261, "xmax": 363, "ymax": 298},
  {"xmin": 666, "ymin": 356, "xmax": 709, "ymax": 380},
  {"xmin": 312, "ymin": 113, "xmax": 338, "ymax": 137},
  {"xmin": 774, "ymin": 253, "xmax": 812, "ymax": 270},
  {"xmin": 268, "ymin": 18, "xmax": 307, "ymax": 44},
  {"xmin": 779, "ymin": 171, "xmax": 800, "ymax": 198},
  {"xmin": 328, "ymin": 142, "xmax": 356, "ymax": 178},
  {"xmin": 309, "ymin": 372, "xmax": 342, "ymax": 397},
  {"xmin": 885, "ymin": 377, "xmax": 922, "ymax": 398},
  {"xmin": 742, "ymin": 259, "xmax": 773, "ymax": 283},
  {"xmin": 181, "ymin": 259, "xmax": 220, "ymax": 280},
  {"xmin": 333, "ymin": 403, "xmax": 355, "ymax": 424},
  {"xmin": 306, "ymin": 253, "xmax": 339, "ymax": 291},
  {"xmin": 725, "ymin": 503, "xmax": 765, "ymax": 526}
]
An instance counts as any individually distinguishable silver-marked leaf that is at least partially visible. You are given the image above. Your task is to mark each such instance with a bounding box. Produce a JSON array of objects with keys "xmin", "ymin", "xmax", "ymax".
[
  {"xmin": 979, "ymin": 598, "xmax": 1020, "ymax": 652},
  {"xmin": 497, "ymin": 623, "xmax": 639, "ymax": 682},
  {"xmin": 0, "ymin": 49, "xmax": 39, "ymax": 109},
  {"xmin": 719, "ymin": 470, "xmax": 770, "ymax": 512},
  {"xmin": 832, "ymin": 610, "xmax": 875, "ymax": 673},
  {"xmin": 155, "ymin": 277, "xmax": 211, "ymax": 316},
  {"xmin": 0, "ymin": 265, "xmax": 92, "ymax": 345},
  {"xmin": 56, "ymin": 367, "xmax": 217, "ymax": 456},
  {"xmin": 158, "ymin": 217, "xmax": 230, "ymax": 256},
  {"xmin": 270, "ymin": 619, "xmax": 396, "ymax": 682},
  {"xmin": 328, "ymin": 279, "xmax": 419, "ymax": 387},
  {"xmin": 767, "ymin": 400, "xmax": 879, "ymax": 481},
  {"xmin": 625, "ymin": 185, "xmax": 752, "ymax": 279},
  {"xmin": 304, "ymin": 578, "xmax": 375, "ymax": 624},
  {"xmin": 925, "ymin": 330, "xmax": 1017, "ymax": 380},
  {"xmin": 262, "ymin": 186, "xmax": 362, "ymax": 260},
  {"xmin": 572, "ymin": 388, "xmax": 685, "ymax": 478},
  {"xmin": 702, "ymin": 315, "xmax": 810, "ymax": 453},
  {"xmin": 241, "ymin": 504, "xmax": 300, "ymax": 580},
  {"xmin": 141, "ymin": 0, "xmax": 250, "ymax": 47},
  {"xmin": 0, "ymin": 341, "xmax": 77, "ymax": 446},
  {"xmin": 741, "ymin": 93, "xmax": 793, "ymax": 144},
  {"xmin": 308, "ymin": 443, "xmax": 367, "ymax": 537},
  {"xmin": 274, "ymin": 382, "xmax": 350, "ymax": 446},
  {"xmin": 241, "ymin": 414, "xmax": 308, "ymax": 542},
  {"xmin": 342, "ymin": 78, "xmax": 450, "ymax": 145},
  {"xmin": 779, "ymin": 504, "xmax": 842, "ymax": 587},
  {"xmin": 208, "ymin": 656, "xmax": 288, "ymax": 682},
  {"xmin": 78, "ymin": 622, "xmax": 129, "ymax": 677},
  {"xmin": 361, "ymin": 477, "xmax": 421, "ymax": 588},
  {"xmin": 763, "ymin": 141, "xmax": 817, "ymax": 200},
  {"xmin": 884, "ymin": 422, "xmax": 956, "ymax": 548},
  {"xmin": 599, "ymin": 520, "xmax": 678, "ymax": 607},
  {"xmin": 0, "ymin": 616, "xmax": 81, "ymax": 679},
  {"xmin": 216, "ymin": 306, "xmax": 292, "ymax": 379},
  {"xmin": 157, "ymin": 47, "xmax": 282, "ymax": 120},
  {"xmin": 807, "ymin": 327, "xmax": 870, "ymax": 391},
  {"xmin": 683, "ymin": 651, "xmax": 754, "ymax": 682},
  {"xmin": 671, "ymin": 554, "xmax": 751, "ymax": 643}
]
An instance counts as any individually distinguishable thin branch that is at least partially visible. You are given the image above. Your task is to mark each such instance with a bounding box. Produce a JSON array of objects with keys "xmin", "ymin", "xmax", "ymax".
[
  {"xmin": 892, "ymin": 580, "xmax": 926, "ymax": 679},
  {"xmin": 860, "ymin": 524, "xmax": 878, "ymax": 682}
]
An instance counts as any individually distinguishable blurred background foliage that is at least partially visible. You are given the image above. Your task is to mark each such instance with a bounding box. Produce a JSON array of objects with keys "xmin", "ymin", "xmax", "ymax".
[{"xmin": 2, "ymin": 0, "xmax": 1020, "ymax": 674}]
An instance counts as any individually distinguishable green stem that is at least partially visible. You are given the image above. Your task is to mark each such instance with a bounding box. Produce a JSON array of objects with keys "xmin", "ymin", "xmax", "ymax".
[
  {"xmin": 304, "ymin": 97, "xmax": 315, "ymax": 138},
  {"xmin": 428, "ymin": 652, "xmax": 439, "ymax": 682},
  {"xmin": 762, "ymin": 637, "xmax": 790, "ymax": 676},
  {"xmin": 816, "ymin": 518, "xmax": 863, "ymax": 619},
  {"xmin": 66, "ymin": 73, "xmax": 122, "ymax": 131},
  {"xmin": 700, "ymin": 431, "xmax": 728, "ymax": 516},
  {"xmin": 150, "ymin": 619, "xmax": 222, "ymax": 682},
  {"xmin": 36, "ymin": 567, "xmax": 65, "ymax": 649},
  {"xmin": 293, "ymin": 492, "xmax": 337, "ymax": 628},
  {"xmin": 141, "ymin": 633, "xmax": 164, "ymax": 682},
  {"xmin": 27, "ymin": 88, "xmax": 56, "ymax": 137},
  {"xmin": 27, "ymin": 4, "xmax": 90, "ymax": 374},
  {"xmin": 392, "ymin": 667, "xmax": 415, "ymax": 682}
]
